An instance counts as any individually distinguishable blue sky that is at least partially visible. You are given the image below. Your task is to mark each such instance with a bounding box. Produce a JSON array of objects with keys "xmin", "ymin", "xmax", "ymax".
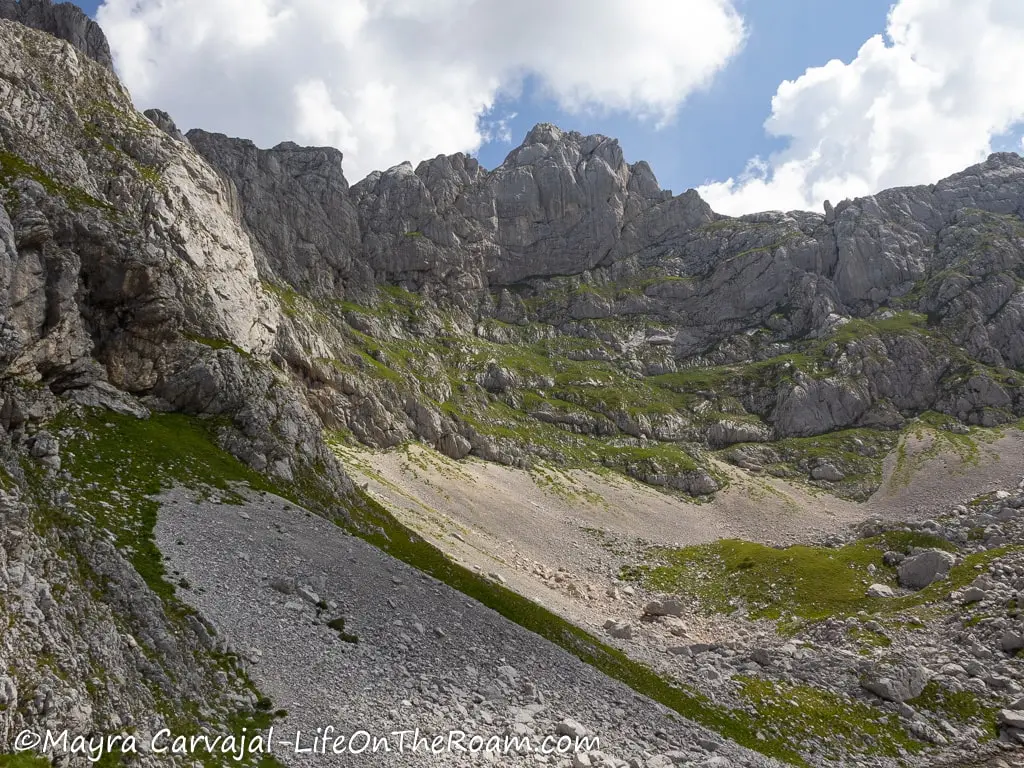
[
  {"xmin": 73, "ymin": 1, "xmax": 1024, "ymax": 214},
  {"xmin": 474, "ymin": 0, "xmax": 899, "ymax": 194}
]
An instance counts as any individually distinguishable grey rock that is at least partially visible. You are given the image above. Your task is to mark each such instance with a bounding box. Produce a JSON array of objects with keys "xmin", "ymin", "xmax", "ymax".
[
  {"xmin": 0, "ymin": 0, "xmax": 113, "ymax": 69},
  {"xmin": 860, "ymin": 661, "xmax": 931, "ymax": 702},
  {"xmin": 961, "ymin": 586, "xmax": 989, "ymax": 604},
  {"xmin": 437, "ymin": 433, "xmax": 472, "ymax": 460},
  {"xmin": 897, "ymin": 549, "xmax": 956, "ymax": 590},
  {"xmin": 63, "ymin": 382, "xmax": 150, "ymax": 419},
  {"xmin": 810, "ymin": 462, "xmax": 845, "ymax": 482},
  {"xmin": 604, "ymin": 620, "xmax": 634, "ymax": 640},
  {"xmin": 556, "ymin": 717, "xmax": 589, "ymax": 738},
  {"xmin": 269, "ymin": 576, "xmax": 296, "ymax": 595},
  {"xmin": 707, "ymin": 420, "xmax": 770, "ymax": 448},
  {"xmin": 998, "ymin": 710, "xmax": 1024, "ymax": 730},
  {"xmin": 187, "ymin": 130, "xmax": 362, "ymax": 299},
  {"xmin": 866, "ymin": 583, "xmax": 896, "ymax": 598},
  {"xmin": 144, "ymin": 109, "xmax": 187, "ymax": 143},
  {"xmin": 883, "ymin": 551, "xmax": 905, "ymax": 566},
  {"xmin": 1001, "ymin": 630, "xmax": 1024, "ymax": 653},
  {"xmin": 644, "ymin": 599, "xmax": 685, "ymax": 617}
]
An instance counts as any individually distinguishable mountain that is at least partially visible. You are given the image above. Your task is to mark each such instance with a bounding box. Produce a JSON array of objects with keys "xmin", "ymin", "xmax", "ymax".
[
  {"xmin": 185, "ymin": 124, "xmax": 1024, "ymax": 499},
  {"xmin": 1, "ymin": 4, "xmax": 1023, "ymax": 767}
]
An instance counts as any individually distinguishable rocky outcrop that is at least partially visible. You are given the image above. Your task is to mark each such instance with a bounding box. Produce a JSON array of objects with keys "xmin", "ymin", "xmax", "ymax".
[
  {"xmin": 142, "ymin": 108, "xmax": 186, "ymax": 143},
  {"xmin": 3, "ymin": 4, "xmax": 1024, "ymax": 499},
  {"xmin": 0, "ymin": 0, "xmax": 112, "ymax": 70},
  {"xmin": 0, "ymin": 19, "xmax": 353, "ymax": 497},
  {"xmin": 191, "ymin": 122, "xmax": 715, "ymax": 305},
  {"xmin": 186, "ymin": 130, "xmax": 365, "ymax": 299},
  {"xmin": 189, "ymin": 108, "xmax": 1024, "ymax": 468},
  {"xmin": 0, "ymin": 484, "xmax": 268, "ymax": 766},
  {"xmin": 708, "ymin": 419, "xmax": 772, "ymax": 447}
]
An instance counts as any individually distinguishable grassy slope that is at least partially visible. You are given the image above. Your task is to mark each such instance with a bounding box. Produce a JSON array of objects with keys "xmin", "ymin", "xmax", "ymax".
[
  {"xmin": 620, "ymin": 529, "xmax": 1015, "ymax": 757},
  {"xmin": 20, "ymin": 409, "xmax": 809, "ymax": 765},
  {"xmin": 276, "ymin": 280, "xmax": 1024, "ymax": 502},
  {"xmin": 624, "ymin": 532, "xmax": 957, "ymax": 624},
  {"xmin": 20, "ymin": 411, "xmax": 290, "ymax": 768}
]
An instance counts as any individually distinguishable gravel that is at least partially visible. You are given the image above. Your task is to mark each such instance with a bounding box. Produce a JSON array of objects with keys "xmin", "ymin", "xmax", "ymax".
[{"xmin": 155, "ymin": 488, "xmax": 783, "ymax": 768}]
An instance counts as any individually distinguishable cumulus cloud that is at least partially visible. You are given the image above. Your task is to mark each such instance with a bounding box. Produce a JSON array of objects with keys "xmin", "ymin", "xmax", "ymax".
[
  {"xmin": 96, "ymin": 0, "xmax": 745, "ymax": 181},
  {"xmin": 698, "ymin": 0, "xmax": 1024, "ymax": 215}
]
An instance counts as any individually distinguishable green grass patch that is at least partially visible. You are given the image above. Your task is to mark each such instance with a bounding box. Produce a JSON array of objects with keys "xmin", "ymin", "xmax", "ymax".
[
  {"xmin": 0, "ymin": 150, "xmax": 114, "ymax": 213},
  {"xmin": 908, "ymin": 681, "xmax": 997, "ymax": 734},
  {"xmin": 831, "ymin": 312, "xmax": 929, "ymax": 345},
  {"xmin": 260, "ymin": 281, "xmax": 302, "ymax": 318},
  {"xmin": 738, "ymin": 677, "xmax": 924, "ymax": 760},
  {"xmin": 0, "ymin": 755, "xmax": 54, "ymax": 768},
  {"xmin": 627, "ymin": 531, "xmax": 976, "ymax": 627},
  {"xmin": 632, "ymin": 538, "xmax": 893, "ymax": 622},
  {"xmin": 325, "ymin": 617, "xmax": 359, "ymax": 644},
  {"xmin": 43, "ymin": 411, "xmax": 283, "ymax": 600},
  {"xmin": 182, "ymin": 333, "xmax": 252, "ymax": 359},
  {"xmin": 848, "ymin": 625, "xmax": 893, "ymax": 652}
]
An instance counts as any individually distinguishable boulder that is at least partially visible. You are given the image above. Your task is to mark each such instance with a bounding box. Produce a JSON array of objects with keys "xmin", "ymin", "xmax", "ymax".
[
  {"xmin": 643, "ymin": 598, "xmax": 685, "ymax": 617},
  {"xmin": 860, "ymin": 662, "xmax": 931, "ymax": 702},
  {"xmin": 604, "ymin": 620, "xmax": 633, "ymax": 640},
  {"xmin": 866, "ymin": 583, "xmax": 896, "ymax": 598},
  {"xmin": 556, "ymin": 718, "xmax": 589, "ymax": 739},
  {"xmin": 961, "ymin": 586, "xmax": 988, "ymax": 604},
  {"xmin": 1001, "ymin": 630, "xmax": 1024, "ymax": 653},
  {"xmin": 437, "ymin": 433, "xmax": 472, "ymax": 460},
  {"xmin": 998, "ymin": 710, "xmax": 1024, "ymax": 730},
  {"xmin": 810, "ymin": 462, "xmax": 845, "ymax": 482},
  {"xmin": 897, "ymin": 549, "xmax": 956, "ymax": 590}
]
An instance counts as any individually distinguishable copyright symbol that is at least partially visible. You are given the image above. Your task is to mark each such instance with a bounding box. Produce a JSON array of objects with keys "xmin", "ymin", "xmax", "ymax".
[{"xmin": 14, "ymin": 729, "xmax": 41, "ymax": 752}]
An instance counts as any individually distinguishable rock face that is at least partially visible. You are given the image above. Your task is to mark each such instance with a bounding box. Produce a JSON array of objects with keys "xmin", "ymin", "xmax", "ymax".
[
  {"xmin": 188, "ymin": 106, "xmax": 1024, "ymax": 492},
  {"xmin": 0, "ymin": 17, "xmax": 351, "ymax": 495},
  {"xmin": 142, "ymin": 108, "xmax": 187, "ymax": 143},
  {"xmin": 189, "ymin": 121, "xmax": 713, "ymax": 304},
  {"xmin": 186, "ymin": 131, "xmax": 364, "ymax": 299},
  {"xmin": 2, "ymin": 9, "xmax": 1024, "ymax": 498},
  {"xmin": 0, "ymin": 0, "xmax": 112, "ymax": 69}
]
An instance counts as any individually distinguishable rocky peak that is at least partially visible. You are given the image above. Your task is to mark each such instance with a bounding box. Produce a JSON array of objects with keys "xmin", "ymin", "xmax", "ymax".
[
  {"xmin": 504, "ymin": 122, "xmax": 624, "ymax": 170},
  {"xmin": 0, "ymin": 0, "xmax": 112, "ymax": 70},
  {"xmin": 186, "ymin": 128, "xmax": 360, "ymax": 297},
  {"xmin": 143, "ymin": 108, "xmax": 186, "ymax": 143},
  {"xmin": 522, "ymin": 121, "xmax": 564, "ymax": 146},
  {"xmin": 189, "ymin": 119, "xmax": 712, "ymax": 293}
]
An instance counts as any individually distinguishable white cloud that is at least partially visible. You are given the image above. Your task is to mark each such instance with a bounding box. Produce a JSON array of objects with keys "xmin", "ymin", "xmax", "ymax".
[
  {"xmin": 698, "ymin": 0, "xmax": 1024, "ymax": 215},
  {"xmin": 97, "ymin": 0, "xmax": 745, "ymax": 181},
  {"xmin": 480, "ymin": 110, "xmax": 518, "ymax": 146}
]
